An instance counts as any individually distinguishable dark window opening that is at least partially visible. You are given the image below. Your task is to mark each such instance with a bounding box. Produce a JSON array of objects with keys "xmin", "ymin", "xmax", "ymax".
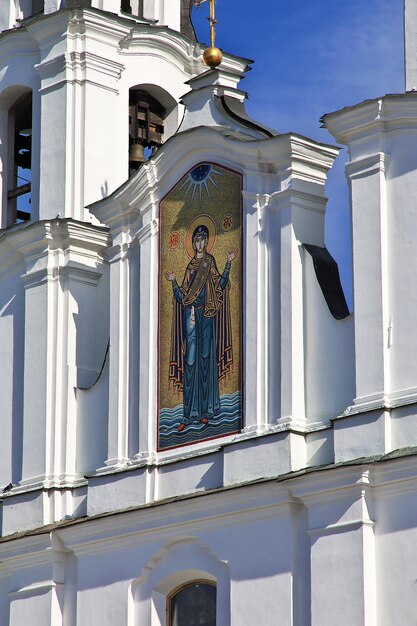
[
  {"xmin": 168, "ymin": 581, "xmax": 216, "ymax": 626},
  {"xmin": 129, "ymin": 89, "xmax": 165, "ymax": 175},
  {"xmin": 121, "ymin": 0, "xmax": 132, "ymax": 12},
  {"xmin": 8, "ymin": 93, "xmax": 32, "ymax": 223},
  {"xmin": 32, "ymin": 0, "xmax": 45, "ymax": 15},
  {"xmin": 121, "ymin": 0, "xmax": 144, "ymax": 16}
]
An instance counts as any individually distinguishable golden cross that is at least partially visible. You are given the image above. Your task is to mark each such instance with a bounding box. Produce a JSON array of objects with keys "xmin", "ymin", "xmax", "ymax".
[{"xmin": 193, "ymin": 0, "xmax": 218, "ymax": 48}]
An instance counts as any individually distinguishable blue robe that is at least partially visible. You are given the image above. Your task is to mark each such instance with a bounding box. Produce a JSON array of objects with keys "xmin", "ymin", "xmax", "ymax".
[{"xmin": 169, "ymin": 252, "xmax": 232, "ymax": 425}]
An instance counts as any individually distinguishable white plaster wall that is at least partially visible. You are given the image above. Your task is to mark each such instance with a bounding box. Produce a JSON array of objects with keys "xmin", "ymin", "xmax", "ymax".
[
  {"xmin": 375, "ymin": 485, "xmax": 417, "ymax": 626},
  {"xmin": 306, "ymin": 428, "xmax": 334, "ymax": 467},
  {"xmin": 72, "ymin": 265, "xmax": 110, "ymax": 389},
  {"xmin": 2, "ymin": 491, "xmax": 46, "ymax": 536},
  {"xmin": 304, "ymin": 251, "xmax": 355, "ymax": 423},
  {"xmin": 76, "ymin": 361, "xmax": 110, "ymax": 475},
  {"xmin": 87, "ymin": 466, "xmax": 147, "ymax": 516},
  {"xmin": 2, "ymin": 461, "xmax": 417, "ymax": 625},
  {"xmin": 156, "ymin": 452, "xmax": 223, "ymax": 500},
  {"xmin": 9, "ymin": 591, "xmax": 54, "ymax": 626},
  {"xmin": 390, "ymin": 402, "xmax": 417, "ymax": 450},
  {"xmin": 63, "ymin": 488, "xmax": 300, "ymax": 626},
  {"xmin": 224, "ymin": 432, "xmax": 305, "ymax": 486}
]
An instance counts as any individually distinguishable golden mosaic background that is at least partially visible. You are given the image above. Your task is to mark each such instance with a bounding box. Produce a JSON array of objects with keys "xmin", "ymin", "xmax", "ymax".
[{"xmin": 158, "ymin": 164, "xmax": 242, "ymax": 412}]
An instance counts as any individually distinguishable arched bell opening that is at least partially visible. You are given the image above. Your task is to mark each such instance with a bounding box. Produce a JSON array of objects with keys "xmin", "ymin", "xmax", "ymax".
[
  {"xmin": 7, "ymin": 91, "xmax": 33, "ymax": 224},
  {"xmin": 128, "ymin": 85, "xmax": 178, "ymax": 176}
]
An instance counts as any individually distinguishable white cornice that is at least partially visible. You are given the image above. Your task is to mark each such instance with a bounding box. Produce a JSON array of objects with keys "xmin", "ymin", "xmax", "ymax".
[
  {"xmin": 57, "ymin": 482, "xmax": 291, "ymax": 556},
  {"xmin": 25, "ymin": 8, "xmax": 131, "ymax": 49},
  {"xmin": 36, "ymin": 51, "xmax": 124, "ymax": 81},
  {"xmin": 0, "ymin": 31, "xmax": 39, "ymax": 66},
  {"xmin": 0, "ymin": 220, "xmax": 110, "ymax": 287},
  {"xmin": 119, "ymin": 25, "xmax": 198, "ymax": 64},
  {"xmin": 89, "ymin": 128, "xmax": 338, "ymax": 230},
  {"xmin": 120, "ymin": 24, "xmax": 250, "ymax": 77},
  {"xmin": 345, "ymin": 152, "xmax": 388, "ymax": 179},
  {"xmin": 0, "ymin": 533, "xmax": 68, "ymax": 574},
  {"xmin": 370, "ymin": 456, "xmax": 417, "ymax": 496},
  {"xmin": 324, "ymin": 92, "xmax": 417, "ymax": 145},
  {"xmin": 289, "ymin": 465, "xmax": 372, "ymax": 504}
]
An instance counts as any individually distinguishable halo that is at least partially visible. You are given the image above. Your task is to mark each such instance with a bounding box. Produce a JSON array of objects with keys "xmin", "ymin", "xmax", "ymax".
[{"xmin": 185, "ymin": 214, "xmax": 217, "ymax": 258}]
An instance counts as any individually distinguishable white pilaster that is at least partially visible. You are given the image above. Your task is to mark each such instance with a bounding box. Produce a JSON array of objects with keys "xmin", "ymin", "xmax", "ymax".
[
  {"xmin": 137, "ymin": 218, "xmax": 159, "ymax": 460},
  {"xmin": 33, "ymin": 12, "xmax": 126, "ymax": 221},
  {"xmin": 0, "ymin": 534, "xmax": 68, "ymax": 626},
  {"xmin": 325, "ymin": 94, "xmax": 417, "ymax": 458},
  {"xmin": 240, "ymin": 189, "xmax": 268, "ymax": 434},
  {"xmin": 3, "ymin": 220, "xmax": 109, "ymax": 530},
  {"xmin": 274, "ymin": 137, "xmax": 338, "ymax": 431},
  {"xmin": 106, "ymin": 240, "xmax": 131, "ymax": 468},
  {"xmin": 294, "ymin": 469, "xmax": 377, "ymax": 626},
  {"xmin": 345, "ymin": 152, "xmax": 390, "ymax": 412}
]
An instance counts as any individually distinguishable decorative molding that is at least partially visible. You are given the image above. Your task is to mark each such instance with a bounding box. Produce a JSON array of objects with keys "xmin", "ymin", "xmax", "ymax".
[
  {"xmin": 0, "ymin": 533, "xmax": 68, "ymax": 572},
  {"xmin": 36, "ymin": 51, "xmax": 124, "ymax": 94},
  {"xmin": 345, "ymin": 152, "xmax": 388, "ymax": 180},
  {"xmin": 58, "ymin": 483, "xmax": 291, "ymax": 557},
  {"xmin": 270, "ymin": 188, "xmax": 327, "ymax": 214},
  {"xmin": 290, "ymin": 467, "xmax": 372, "ymax": 503},
  {"xmin": 325, "ymin": 92, "xmax": 417, "ymax": 145},
  {"xmin": 340, "ymin": 385, "xmax": 417, "ymax": 416},
  {"xmin": 2, "ymin": 475, "xmax": 88, "ymax": 497},
  {"xmin": 308, "ymin": 518, "xmax": 374, "ymax": 537},
  {"xmin": 9, "ymin": 581, "xmax": 64, "ymax": 599}
]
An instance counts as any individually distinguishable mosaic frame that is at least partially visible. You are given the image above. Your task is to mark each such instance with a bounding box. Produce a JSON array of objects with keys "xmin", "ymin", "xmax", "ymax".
[{"xmin": 157, "ymin": 162, "xmax": 243, "ymax": 450}]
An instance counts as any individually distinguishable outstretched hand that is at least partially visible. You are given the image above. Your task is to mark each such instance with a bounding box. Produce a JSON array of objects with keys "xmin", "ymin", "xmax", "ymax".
[
  {"xmin": 165, "ymin": 271, "xmax": 176, "ymax": 282},
  {"xmin": 227, "ymin": 249, "xmax": 238, "ymax": 262}
]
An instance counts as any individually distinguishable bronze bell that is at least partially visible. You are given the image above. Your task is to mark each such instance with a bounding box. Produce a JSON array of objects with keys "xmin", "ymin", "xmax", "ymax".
[{"xmin": 129, "ymin": 143, "xmax": 146, "ymax": 165}]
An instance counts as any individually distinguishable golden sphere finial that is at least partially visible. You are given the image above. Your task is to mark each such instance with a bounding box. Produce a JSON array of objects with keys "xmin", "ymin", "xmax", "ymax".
[{"xmin": 203, "ymin": 46, "xmax": 223, "ymax": 69}]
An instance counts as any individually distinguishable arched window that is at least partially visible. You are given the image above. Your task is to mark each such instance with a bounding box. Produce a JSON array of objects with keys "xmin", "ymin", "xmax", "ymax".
[
  {"xmin": 128, "ymin": 87, "xmax": 166, "ymax": 174},
  {"xmin": 168, "ymin": 581, "xmax": 216, "ymax": 626},
  {"xmin": 7, "ymin": 92, "xmax": 32, "ymax": 223}
]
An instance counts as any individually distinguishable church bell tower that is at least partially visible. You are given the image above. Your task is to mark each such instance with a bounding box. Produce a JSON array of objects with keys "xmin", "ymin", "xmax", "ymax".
[
  {"xmin": 0, "ymin": 0, "xmax": 210, "ymax": 229},
  {"xmin": 0, "ymin": 0, "xmax": 252, "ymax": 534}
]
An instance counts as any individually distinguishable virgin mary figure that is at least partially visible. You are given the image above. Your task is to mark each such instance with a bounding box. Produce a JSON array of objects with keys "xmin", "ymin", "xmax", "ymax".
[{"xmin": 165, "ymin": 224, "xmax": 236, "ymax": 432}]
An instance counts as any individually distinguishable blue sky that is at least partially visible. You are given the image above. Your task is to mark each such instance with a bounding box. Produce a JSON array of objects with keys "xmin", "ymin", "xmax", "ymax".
[{"xmin": 192, "ymin": 0, "xmax": 405, "ymax": 308}]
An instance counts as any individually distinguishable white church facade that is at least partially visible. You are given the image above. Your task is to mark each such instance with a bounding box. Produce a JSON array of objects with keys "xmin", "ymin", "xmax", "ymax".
[{"xmin": 0, "ymin": 1, "xmax": 417, "ymax": 624}]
